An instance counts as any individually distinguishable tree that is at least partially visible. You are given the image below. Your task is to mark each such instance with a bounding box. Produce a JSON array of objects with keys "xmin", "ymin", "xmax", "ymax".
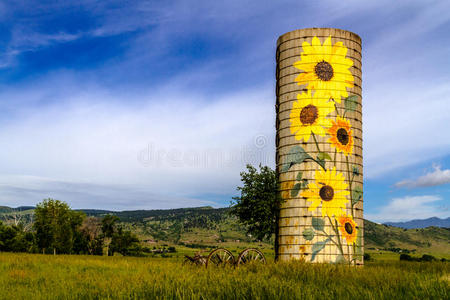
[
  {"xmin": 0, "ymin": 222, "xmax": 35, "ymax": 253},
  {"xmin": 101, "ymin": 215, "xmax": 119, "ymax": 256},
  {"xmin": 110, "ymin": 227, "xmax": 141, "ymax": 256},
  {"xmin": 230, "ymin": 164, "xmax": 282, "ymax": 244},
  {"xmin": 78, "ymin": 217, "xmax": 104, "ymax": 255},
  {"xmin": 34, "ymin": 198, "xmax": 85, "ymax": 254}
]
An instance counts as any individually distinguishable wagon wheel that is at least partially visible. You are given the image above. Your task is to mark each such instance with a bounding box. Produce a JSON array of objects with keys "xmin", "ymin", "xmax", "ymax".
[
  {"xmin": 183, "ymin": 254, "xmax": 207, "ymax": 266},
  {"xmin": 237, "ymin": 248, "xmax": 266, "ymax": 266},
  {"xmin": 206, "ymin": 248, "xmax": 235, "ymax": 268}
]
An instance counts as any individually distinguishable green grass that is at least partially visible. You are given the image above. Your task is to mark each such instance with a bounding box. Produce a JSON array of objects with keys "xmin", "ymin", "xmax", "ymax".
[{"xmin": 0, "ymin": 253, "xmax": 448, "ymax": 299}]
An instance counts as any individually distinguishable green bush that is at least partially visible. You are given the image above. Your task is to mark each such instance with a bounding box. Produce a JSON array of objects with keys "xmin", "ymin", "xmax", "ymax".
[
  {"xmin": 420, "ymin": 254, "xmax": 436, "ymax": 262},
  {"xmin": 400, "ymin": 253, "xmax": 414, "ymax": 261}
]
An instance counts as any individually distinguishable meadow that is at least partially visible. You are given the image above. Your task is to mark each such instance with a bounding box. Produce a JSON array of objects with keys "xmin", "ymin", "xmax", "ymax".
[{"xmin": 0, "ymin": 252, "xmax": 448, "ymax": 299}]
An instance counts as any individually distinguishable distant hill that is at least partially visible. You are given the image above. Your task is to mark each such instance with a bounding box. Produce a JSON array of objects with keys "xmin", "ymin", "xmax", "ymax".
[
  {"xmin": 384, "ymin": 217, "xmax": 450, "ymax": 229},
  {"xmin": 78, "ymin": 206, "xmax": 227, "ymax": 222},
  {"xmin": 1, "ymin": 205, "xmax": 449, "ymax": 255},
  {"xmin": 0, "ymin": 206, "xmax": 12, "ymax": 213},
  {"xmin": 82, "ymin": 207, "xmax": 450, "ymax": 255},
  {"xmin": 0, "ymin": 206, "xmax": 35, "ymax": 213},
  {"xmin": 364, "ymin": 220, "xmax": 449, "ymax": 254}
]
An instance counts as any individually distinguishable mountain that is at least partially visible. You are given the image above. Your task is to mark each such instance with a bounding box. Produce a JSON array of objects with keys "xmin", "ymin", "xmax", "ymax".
[
  {"xmin": 364, "ymin": 220, "xmax": 449, "ymax": 253},
  {"xmin": 384, "ymin": 217, "xmax": 450, "ymax": 229},
  {"xmin": 81, "ymin": 207, "xmax": 450, "ymax": 255},
  {"xmin": 1, "ymin": 206, "xmax": 449, "ymax": 255},
  {"xmin": 0, "ymin": 206, "xmax": 35, "ymax": 213},
  {"xmin": 0, "ymin": 206, "xmax": 12, "ymax": 213}
]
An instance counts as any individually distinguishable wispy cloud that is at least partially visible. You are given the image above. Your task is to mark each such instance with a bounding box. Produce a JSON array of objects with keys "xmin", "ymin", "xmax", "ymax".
[
  {"xmin": 11, "ymin": 30, "xmax": 82, "ymax": 48},
  {"xmin": 0, "ymin": 175, "xmax": 217, "ymax": 210},
  {"xmin": 363, "ymin": 83, "xmax": 450, "ymax": 178},
  {"xmin": 0, "ymin": 81, "xmax": 274, "ymax": 208},
  {"xmin": 395, "ymin": 165, "xmax": 450, "ymax": 188},
  {"xmin": 1, "ymin": 0, "xmax": 450, "ymax": 209},
  {"xmin": 366, "ymin": 195, "xmax": 448, "ymax": 222}
]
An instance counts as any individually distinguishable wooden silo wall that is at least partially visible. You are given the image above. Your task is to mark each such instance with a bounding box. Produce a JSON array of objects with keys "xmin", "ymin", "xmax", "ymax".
[{"xmin": 276, "ymin": 28, "xmax": 363, "ymax": 264}]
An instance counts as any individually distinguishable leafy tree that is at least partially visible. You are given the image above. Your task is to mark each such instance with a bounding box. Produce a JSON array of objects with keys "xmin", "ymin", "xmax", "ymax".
[
  {"xmin": 230, "ymin": 164, "xmax": 282, "ymax": 244},
  {"xmin": 0, "ymin": 222, "xmax": 35, "ymax": 253},
  {"xmin": 102, "ymin": 215, "xmax": 119, "ymax": 256},
  {"xmin": 78, "ymin": 217, "xmax": 104, "ymax": 255},
  {"xmin": 34, "ymin": 199, "xmax": 85, "ymax": 254},
  {"xmin": 110, "ymin": 227, "xmax": 141, "ymax": 256},
  {"xmin": 0, "ymin": 221, "xmax": 18, "ymax": 251},
  {"xmin": 72, "ymin": 229, "xmax": 89, "ymax": 254}
]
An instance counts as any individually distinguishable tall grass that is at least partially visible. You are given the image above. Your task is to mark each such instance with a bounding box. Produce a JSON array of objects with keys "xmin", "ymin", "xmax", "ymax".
[{"xmin": 0, "ymin": 253, "xmax": 448, "ymax": 299}]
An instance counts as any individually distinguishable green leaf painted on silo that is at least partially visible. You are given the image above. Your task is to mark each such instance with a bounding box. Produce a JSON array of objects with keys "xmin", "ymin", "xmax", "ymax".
[
  {"xmin": 317, "ymin": 152, "xmax": 332, "ymax": 161},
  {"xmin": 282, "ymin": 146, "xmax": 312, "ymax": 172},
  {"xmin": 352, "ymin": 186, "xmax": 363, "ymax": 206},
  {"xmin": 344, "ymin": 95, "xmax": 359, "ymax": 111},
  {"xmin": 312, "ymin": 217, "xmax": 325, "ymax": 231},
  {"xmin": 281, "ymin": 163, "xmax": 291, "ymax": 173},
  {"xmin": 296, "ymin": 171, "xmax": 303, "ymax": 181},
  {"xmin": 302, "ymin": 228, "xmax": 315, "ymax": 241},
  {"xmin": 301, "ymin": 179, "xmax": 309, "ymax": 189},
  {"xmin": 352, "ymin": 165, "xmax": 360, "ymax": 177},
  {"xmin": 310, "ymin": 237, "xmax": 331, "ymax": 262},
  {"xmin": 316, "ymin": 157, "xmax": 326, "ymax": 169},
  {"xmin": 291, "ymin": 183, "xmax": 301, "ymax": 197}
]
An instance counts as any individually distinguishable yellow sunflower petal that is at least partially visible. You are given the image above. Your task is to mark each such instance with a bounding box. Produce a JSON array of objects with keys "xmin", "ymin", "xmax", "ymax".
[
  {"xmin": 289, "ymin": 89, "xmax": 335, "ymax": 142},
  {"xmin": 337, "ymin": 216, "xmax": 358, "ymax": 244},
  {"xmin": 303, "ymin": 167, "xmax": 350, "ymax": 217},
  {"xmin": 301, "ymin": 41, "xmax": 313, "ymax": 54},
  {"xmin": 311, "ymin": 36, "xmax": 321, "ymax": 52},
  {"xmin": 292, "ymin": 36, "xmax": 355, "ymax": 101},
  {"xmin": 322, "ymin": 36, "xmax": 332, "ymax": 61}
]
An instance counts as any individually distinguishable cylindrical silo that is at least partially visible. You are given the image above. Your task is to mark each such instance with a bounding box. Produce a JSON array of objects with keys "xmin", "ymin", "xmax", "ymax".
[{"xmin": 276, "ymin": 28, "xmax": 363, "ymax": 264}]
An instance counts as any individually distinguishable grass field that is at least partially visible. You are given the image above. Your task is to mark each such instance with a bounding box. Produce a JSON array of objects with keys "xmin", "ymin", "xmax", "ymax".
[{"xmin": 0, "ymin": 253, "xmax": 448, "ymax": 299}]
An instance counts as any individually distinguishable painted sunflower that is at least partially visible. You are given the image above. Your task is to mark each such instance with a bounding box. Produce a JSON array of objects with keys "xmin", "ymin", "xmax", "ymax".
[
  {"xmin": 327, "ymin": 117, "xmax": 354, "ymax": 155},
  {"xmin": 337, "ymin": 215, "xmax": 357, "ymax": 244},
  {"xmin": 293, "ymin": 36, "xmax": 354, "ymax": 102},
  {"xmin": 289, "ymin": 89, "xmax": 335, "ymax": 142},
  {"xmin": 301, "ymin": 167, "xmax": 349, "ymax": 217}
]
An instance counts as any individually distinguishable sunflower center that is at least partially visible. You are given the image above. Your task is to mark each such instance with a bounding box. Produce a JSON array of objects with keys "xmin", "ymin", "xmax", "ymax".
[
  {"xmin": 314, "ymin": 60, "xmax": 334, "ymax": 81},
  {"xmin": 337, "ymin": 128, "xmax": 349, "ymax": 145},
  {"xmin": 319, "ymin": 185, "xmax": 334, "ymax": 201},
  {"xmin": 300, "ymin": 104, "xmax": 318, "ymax": 125},
  {"xmin": 345, "ymin": 222, "xmax": 353, "ymax": 234}
]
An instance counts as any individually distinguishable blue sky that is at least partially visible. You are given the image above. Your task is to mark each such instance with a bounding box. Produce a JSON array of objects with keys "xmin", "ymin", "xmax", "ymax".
[{"xmin": 0, "ymin": 0, "xmax": 449, "ymax": 222}]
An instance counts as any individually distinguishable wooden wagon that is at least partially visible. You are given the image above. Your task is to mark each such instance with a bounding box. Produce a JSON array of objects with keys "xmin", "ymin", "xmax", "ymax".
[{"xmin": 184, "ymin": 248, "xmax": 266, "ymax": 268}]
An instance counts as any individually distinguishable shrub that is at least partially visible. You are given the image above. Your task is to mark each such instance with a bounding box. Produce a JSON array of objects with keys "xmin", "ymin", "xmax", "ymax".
[
  {"xmin": 420, "ymin": 254, "xmax": 436, "ymax": 262},
  {"xmin": 400, "ymin": 254, "xmax": 413, "ymax": 261}
]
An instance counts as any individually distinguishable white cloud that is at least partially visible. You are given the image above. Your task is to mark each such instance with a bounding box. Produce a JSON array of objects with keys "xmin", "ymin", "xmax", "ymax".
[
  {"xmin": 0, "ymin": 82, "xmax": 274, "ymax": 208},
  {"xmin": 363, "ymin": 82, "xmax": 450, "ymax": 178},
  {"xmin": 0, "ymin": 175, "xmax": 217, "ymax": 210},
  {"xmin": 1, "ymin": 0, "xmax": 450, "ymax": 209},
  {"xmin": 395, "ymin": 165, "xmax": 450, "ymax": 188},
  {"xmin": 88, "ymin": 0, "xmax": 450, "ymax": 179},
  {"xmin": 365, "ymin": 195, "xmax": 448, "ymax": 222}
]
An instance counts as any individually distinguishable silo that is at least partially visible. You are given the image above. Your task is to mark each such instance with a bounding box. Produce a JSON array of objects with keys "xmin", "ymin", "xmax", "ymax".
[{"xmin": 276, "ymin": 28, "xmax": 363, "ymax": 264}]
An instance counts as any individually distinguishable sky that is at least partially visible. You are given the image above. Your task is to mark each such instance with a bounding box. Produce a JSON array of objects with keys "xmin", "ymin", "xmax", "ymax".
[{"xmin": 0, "ymin": 0, "xmax": 449, "ymax": 222}]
